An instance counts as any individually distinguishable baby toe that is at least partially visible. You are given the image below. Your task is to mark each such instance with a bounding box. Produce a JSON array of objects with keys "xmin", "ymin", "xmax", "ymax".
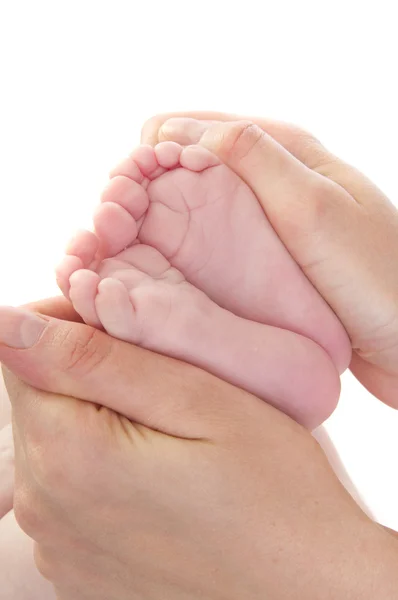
[
  {"xmin": 101, "ymin": 176, "xmax": 149, "ymax": 220},
  {"xmin": 180, "ymin": 145, "xmax": 221, "ymax": 171},
  {"xmin": 130, "ymin": 144, "xmax": 164, "ymax": 179},
  {"xmin": 154, "ymin": 141, "xmax": 182, "ymax": 169},
  {"xmin": 109, "ymin": 156, "xmax": 144, "ymax": 182},
  {"xmin": 93, "ymin": 202, "xmax": 138, "ymax": 258},
  {"xmin": 69, "ymin": 269, "xmax": 102, "ymax": 328},
  {"xmin": 65, "ymin": 229, "xmax": 99, "ymax": 269},
  {"xmin": 95, "ymin": 278, "xmax": 138, "ymax": 342},
  {"xmin": 55, "ymin": 255, "xmax": 84, "ymax": 298}
]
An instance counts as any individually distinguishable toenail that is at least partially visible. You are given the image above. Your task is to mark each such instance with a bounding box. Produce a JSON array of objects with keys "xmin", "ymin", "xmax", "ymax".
[{"xmin": 0, "ymin": 307, "xmax": 48, "ymax": 349}]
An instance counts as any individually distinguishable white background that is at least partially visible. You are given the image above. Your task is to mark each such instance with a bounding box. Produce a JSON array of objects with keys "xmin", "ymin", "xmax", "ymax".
[{"xmin": 0, "ymin": 1, "xmax": 397, "ymax": 529}]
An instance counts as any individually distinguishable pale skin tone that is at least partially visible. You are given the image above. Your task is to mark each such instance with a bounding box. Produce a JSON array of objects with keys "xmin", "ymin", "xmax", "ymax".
[
  {"xmin": 0, "ymin": 134, "xmax": 355, "ymax": 598},
  {"xmin": 144, "ymin": 112, "xmax": 398, "ymax": 408},
  {"xmin": 55, "ymin": 141, "xmax": 350, "ymax": 428},
  {"xmin": 0, "ymin": 395, "xmax": 374, "ymax": 600},
  {"xmin": 1, "ymin": 113, "xmax": 398, "ymax": 596},
  {"xmin": 1, "ymin": 300, "xmax": 398, "ymax": 600},
  {"xmin": 0, "ymin": 367, "xmax": 372, "ymax": 600}
]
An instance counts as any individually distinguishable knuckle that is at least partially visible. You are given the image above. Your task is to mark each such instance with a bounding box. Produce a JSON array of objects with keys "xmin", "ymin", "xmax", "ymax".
[
  {"xmin": 287, "ymin": 177, "xmax": 338, "ymax": 240},
  {"xmin": 282, "ymin": 124, "xmax": 325, "ymax": 165},
  {"xmin": 58, "ymin": 325, "xmax": 112, "ymax": 379},
  {"xmin": 215, "ymin": 120, "xmax": 265, "ymax": 163},
  {"xmin": 304, "ymin": 178, "xmax": 339, "ymax": 229}
]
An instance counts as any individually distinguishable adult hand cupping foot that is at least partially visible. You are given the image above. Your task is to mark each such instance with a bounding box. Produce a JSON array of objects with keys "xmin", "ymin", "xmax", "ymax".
[
  {"xmin": 0, "ymin": 298, "xmax": 80, "ymax": 520},
  {"xmin": 142, "ymin": 112, "xmax": 398, "ymax": 408},
  {"xmin": 1, "ymin": 303, "xmax": 398, "ymax": 599}
]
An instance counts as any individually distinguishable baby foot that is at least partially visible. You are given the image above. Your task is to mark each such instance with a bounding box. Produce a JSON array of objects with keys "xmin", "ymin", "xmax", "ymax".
[
  {"xmin": 58, "ymin": 142, "xmax": 351, "ymax": 373},
  {"xmin": 55, "ymin": 142, "xmax": 346, "ymax": 428},
  {"xmin": 60, "ymin": 243, "xmax": 339, "ymax": 428}
]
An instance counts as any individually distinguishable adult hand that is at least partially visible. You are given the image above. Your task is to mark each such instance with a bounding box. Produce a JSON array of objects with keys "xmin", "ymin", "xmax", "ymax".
[
  {"xmin": 141, "ymin": 112, "xmax": 398, "ymax": 408},
  {"xmin": 0, "ymin": 297, "xmax": 79, "ymax": 518},
  {"xmin": 1, "ymin": 304, "xmax": 398, "ymax": 599}
]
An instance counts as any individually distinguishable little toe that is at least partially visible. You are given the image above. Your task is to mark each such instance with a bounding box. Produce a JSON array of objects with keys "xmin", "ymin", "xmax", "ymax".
[
  {"xmin": 94, "ymin": 202, "xmax": 138, "ymax": 258},
  {"xmin": 65, "ymin": 229, "xmax": 100, "ymax": 268},
  {"xmin": 180, "ymin": 145, "xmax": 221, "ymax": 172},
  {"xmin": 55, "ymin": 255, "xmax": 84, "ymax": 298},
  {"xmin": 96, "ymin": 278, "xmax": 138, "ymax": 343},
  {"xmin": 69, "ymin": 269, "xmax": 102, "ymax": 328},
  {"xmin": 154, "ymin": 142, "xmax": 182, "ymax": 169},
  {"xmin": 101, "ymin": 176, "xmax": 149, "ymax": 220}
]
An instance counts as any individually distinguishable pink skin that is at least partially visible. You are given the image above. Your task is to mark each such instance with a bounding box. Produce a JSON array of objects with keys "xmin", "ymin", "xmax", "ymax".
[
  {"xmin": 56, "ymin": 142, "xmax": 351, "ymax": 429},
  {"xmin": 0, "ymin": 142, "xmax": 352, "ymax": 600}
]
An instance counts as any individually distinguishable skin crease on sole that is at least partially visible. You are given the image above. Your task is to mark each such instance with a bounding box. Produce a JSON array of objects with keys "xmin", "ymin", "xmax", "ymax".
[{"xmin": 56, "ymin": 141, "xmax": 350, "ymax": 429}]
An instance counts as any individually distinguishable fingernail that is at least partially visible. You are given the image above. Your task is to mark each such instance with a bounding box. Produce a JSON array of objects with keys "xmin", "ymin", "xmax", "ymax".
[
  {"xmin": 0, "ymin": 307, "xmax": 48, "ymax": 349},
  {"xmin": 160, "ymin": 118, "xmax": 209, "ymax": 145}
]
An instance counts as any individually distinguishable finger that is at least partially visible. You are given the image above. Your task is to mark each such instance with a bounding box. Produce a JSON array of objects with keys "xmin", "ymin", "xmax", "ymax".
[
  {"xmin": 146, "ymin": 116, "xmax": 352, "ymax": 234},
  {"xmin": 141, "ymin": 111, "xmax": 332, "ymax": 170},
  {"xmin": 195, "ymin": 121, "xmax": 354, "ymax": 262},
  {"xmin": 350, "ymin": 353, "xmax": 398, "ymax": 409},
  {"xmin": 0, "ymin": 307, "xmax": 257, "ymax": 439},
  {"xmin": 22, "ymin": 296, "xmax": 82, "ymax": 323},
  {"xmin": 153, "ymin": 119, "xmax": 386, "ymax": 350},
  {"xmin": 159, "ymin": 118, "xmax": 218, "ymax": 146},
  {"xmin": 142, "ymin": 111, "xmax": 272, "ymax": 145},
  {"xmin": 144, "ymin": 112, "xmax": 387, "ymax": 210}
]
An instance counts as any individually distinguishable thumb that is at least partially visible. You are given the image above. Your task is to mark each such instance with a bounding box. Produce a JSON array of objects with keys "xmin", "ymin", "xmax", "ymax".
[
  {"xmin": 0, "ymin": 307, "xmax": 248, "ymax": 439},
  {"xmin": 196, "ymin": 120, "xmax": 355, "ymax": 269},
  {"xmin": 22, "ymin": 295, "xmax": 82, "ymax": 322}
]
